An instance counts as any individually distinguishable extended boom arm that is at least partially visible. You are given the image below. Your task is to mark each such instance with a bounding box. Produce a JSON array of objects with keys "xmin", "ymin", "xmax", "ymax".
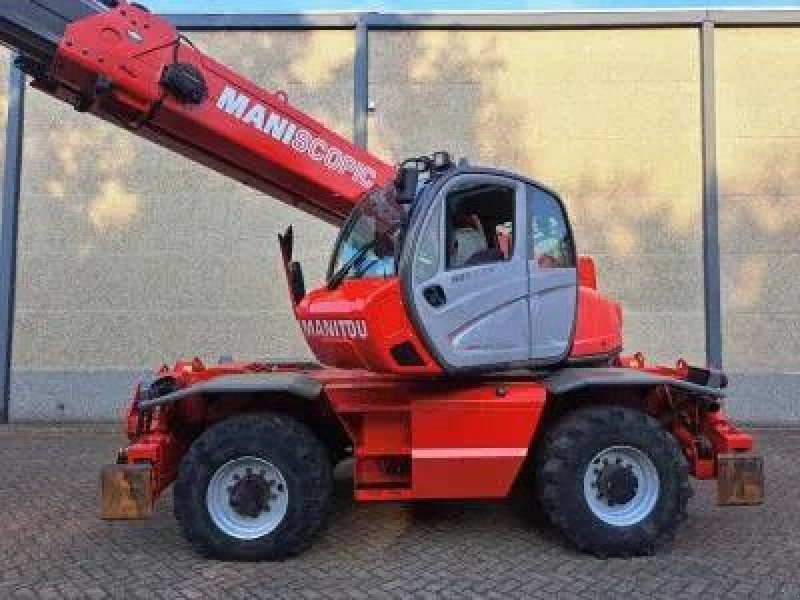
[{"xmin": 0, "ymin": 0, "xmax": 395, "ymax": 224}]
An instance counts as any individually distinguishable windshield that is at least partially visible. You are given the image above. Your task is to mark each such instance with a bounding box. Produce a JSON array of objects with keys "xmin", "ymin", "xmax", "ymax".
[{"xmin": 327, "ymin": 185, "xmax": 406, "ymax": 283}]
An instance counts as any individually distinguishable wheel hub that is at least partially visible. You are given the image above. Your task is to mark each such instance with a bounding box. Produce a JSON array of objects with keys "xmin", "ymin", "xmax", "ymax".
[
  {"xmin": 228, "ymin": 472, "xmax": 277, "ymax": 518},
  {"xmin": 595, "ymin": 463, "xmax": 638, "ymax": 506},
  {"xmin": 583, "ymin": 445, "xmax": 660, "ymax": 527},
  {"xmin": 206, "ymin": 457, "xmax": 289, "ymax": 540}
]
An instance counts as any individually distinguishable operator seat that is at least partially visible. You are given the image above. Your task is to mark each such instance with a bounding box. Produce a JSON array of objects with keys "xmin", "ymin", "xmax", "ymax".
[
  {"xmin": 465, "ymin": 224, "xmax": 511, "ymax": 266},
  {"xmin": 451, "ymin": 225, "xmax": 489, "ymax": 267}
]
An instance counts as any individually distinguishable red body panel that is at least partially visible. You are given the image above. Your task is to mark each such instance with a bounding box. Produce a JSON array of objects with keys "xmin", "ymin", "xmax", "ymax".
[
  {"xmin": 295, "ymin": 278, "xmax": 441, "ymax": 375},
  {"xmin": 409, "ymin": 387, "xmax": 545, "ymax": 498},
  {"xmin": 325, "ymin": 378, "xmax": 546, "ymax": 499},
  {"xmin": 573, "ymin": 255, "xmax": 624, "ymax": 358},
  {"xmin": 572, "ymin": 287, "xmax": 624, "ymax": 359}
]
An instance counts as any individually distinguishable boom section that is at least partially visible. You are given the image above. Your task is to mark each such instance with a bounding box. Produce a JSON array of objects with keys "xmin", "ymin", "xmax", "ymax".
[{"xmin": 0, "ymin": 0, "xmax": 394, "ymax": 224}]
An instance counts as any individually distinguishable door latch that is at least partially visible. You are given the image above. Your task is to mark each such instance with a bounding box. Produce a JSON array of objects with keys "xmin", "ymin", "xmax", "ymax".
[{"xmin": 423, "ymin": 285, "xmax": 446, "ymax": 308}]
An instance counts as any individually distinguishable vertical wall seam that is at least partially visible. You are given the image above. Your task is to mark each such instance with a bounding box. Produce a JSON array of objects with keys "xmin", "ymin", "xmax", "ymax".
[
  {"xmin": 701, "ymin": 21, "xmax": 723, "ymax": 369},
  {"xmin": 353, "ymin": 16, "xmax": 369, "ymax": 149},
  {"xmin": 0, "ymin": 54, "xmax": 25, "ymax": 424}
]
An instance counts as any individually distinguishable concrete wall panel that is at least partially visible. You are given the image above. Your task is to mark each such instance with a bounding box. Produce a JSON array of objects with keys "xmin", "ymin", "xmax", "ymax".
[
  {"xmin": 717, "ymin": 28, "xmax": 800, "ymax": 378},
  {"xmin": 11, "ymin": 31, "xmax": 353, "ymax": 418},
  {"xmin": 370, "ymin": 28, "xmax": 704, "ymax": 364}
]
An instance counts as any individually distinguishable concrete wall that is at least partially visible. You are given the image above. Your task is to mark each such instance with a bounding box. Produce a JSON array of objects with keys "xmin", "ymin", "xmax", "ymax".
[
  {"xmin": 1, "ymin": 23, "xmax": 798, "ymax": 422},
  {"xmin": 370, "ymin": 29, "xmax": 705, "ymax": 365},
  {"xmin": 717, "ymin": 28, "xmax": 800, "ymax": 422},
  {"xmin": 10, "ymin": 31, "xmax": 350, "ymax": 419}
]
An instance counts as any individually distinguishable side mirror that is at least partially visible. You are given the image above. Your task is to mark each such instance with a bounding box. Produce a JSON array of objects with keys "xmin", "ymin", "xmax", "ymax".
[
  {"xmin": 278, "ymin": 225, "xmax": 305, "ymax": 305},
  {"xmin": 394, "ymin": 166, "xmax": 419, "ymax": 204},
  {"xmin": 278, "ymin": 225, "xmax": 294, "ymax": 264}
]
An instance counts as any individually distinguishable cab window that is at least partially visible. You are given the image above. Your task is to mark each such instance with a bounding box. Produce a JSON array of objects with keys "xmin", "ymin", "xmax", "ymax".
[
  {"xmin": 328, "ymin": 187, "xmax": 405, "ymax": 284},
  {"xmin": 531, "ymin": 189, "xmax": 575, "ymax": 268},
  {"xmin": 412, "ymin": 203, "xmax": 442, "ymax": 284},
  {"xmin": 445, "ymin": 183, "xmax": 515, "ymax": 270}
]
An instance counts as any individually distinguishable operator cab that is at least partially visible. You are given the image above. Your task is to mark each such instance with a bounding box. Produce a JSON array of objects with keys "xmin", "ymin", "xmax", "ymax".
[
  {"xmin": 298, "ymin": 152, "xmax": 579, "ymax": 374},
  {"xmin": 399, "ymin": 158, "xmax": 578, "ymax": 371}
]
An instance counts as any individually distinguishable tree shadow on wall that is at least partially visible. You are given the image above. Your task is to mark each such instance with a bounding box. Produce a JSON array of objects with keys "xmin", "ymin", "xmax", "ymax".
[
  {"xmin": 717, "ymin": 140, "xmax": 800, "ymax": 372},
  {"xmin": 16, "ymin": 26, "xmax": 798, "ymax": 373},
  {"xmin": 369, "ymin": 29, "xmax": 706, "ymax": 364},
  {"xmin": 14, "ymin": 28, "xmax": 355, "ymax": 369}
]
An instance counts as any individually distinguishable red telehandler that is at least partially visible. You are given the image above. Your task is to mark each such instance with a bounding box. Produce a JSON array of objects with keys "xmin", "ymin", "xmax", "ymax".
[{"xmin": 1, "ymin": 0, "xmax": 764, "ymax": 560}]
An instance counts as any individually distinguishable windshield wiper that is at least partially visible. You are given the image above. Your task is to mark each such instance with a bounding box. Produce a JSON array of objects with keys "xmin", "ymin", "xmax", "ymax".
[{"xmin": 326, "ymin": 239, "xmax": 378, "ymax": 290}]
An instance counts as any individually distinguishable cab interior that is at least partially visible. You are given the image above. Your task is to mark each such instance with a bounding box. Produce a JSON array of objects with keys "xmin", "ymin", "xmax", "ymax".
[{"xmin": 445, "ymin": 183, "xmax": 515, "ymax": 269}]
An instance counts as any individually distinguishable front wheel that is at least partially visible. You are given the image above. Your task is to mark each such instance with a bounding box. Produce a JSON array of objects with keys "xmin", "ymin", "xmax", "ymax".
[
  {"xmin": 536, "ymin": 405, "xmax": 691, "ymax": 557},
  {"xmin": 174, "ymin": 414, "xmax": 332, "ymax": 560}
]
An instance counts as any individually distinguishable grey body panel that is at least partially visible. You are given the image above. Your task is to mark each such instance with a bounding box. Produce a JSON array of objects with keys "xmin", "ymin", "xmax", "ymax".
[
  {"xmin": 543, "ymin": 367, "xmax": 726, "ymax": 398},
  {"xmin": 527, "ymin": 186, "xmax": 577, "ymax": 361},
  {"xmin": 409, "ymin": 174, "xmax": 531, "ymax": 369},
  {"xmin": 139, "ymin": 373, "xmax": 323, "ymax": 409},
  {"xmin": 528, "ymin": 265, "xmax": 577, "ymax": 359}
]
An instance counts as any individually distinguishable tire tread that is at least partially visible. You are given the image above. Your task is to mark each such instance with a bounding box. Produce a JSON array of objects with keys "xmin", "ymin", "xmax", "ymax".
[
  {"xmin": 174, "ymin": 413, "xmax": 332, "ymax": 561},
  {"xmin": 535, "ymin": 405, "xmax": 691, "ymax": 557}
]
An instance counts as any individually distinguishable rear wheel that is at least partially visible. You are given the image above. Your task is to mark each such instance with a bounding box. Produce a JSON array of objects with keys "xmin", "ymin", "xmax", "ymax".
[
  {"xmin": 536, "ymin": 405, "xmax": 691, "ymax": 557},
  {"xmin": 174, "ymin": 414, "xmax": 332, "ymax": 560}
]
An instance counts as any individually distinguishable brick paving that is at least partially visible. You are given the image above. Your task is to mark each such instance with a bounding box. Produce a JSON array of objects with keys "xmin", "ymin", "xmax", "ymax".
[{"xmin": 0, "ymin": 425, "xmax": 798, "ymax": 599}]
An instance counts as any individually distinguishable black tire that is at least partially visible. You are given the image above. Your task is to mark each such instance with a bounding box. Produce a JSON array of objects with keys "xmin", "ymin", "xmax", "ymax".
[
  {"xmin": 509, "ymin": 459, "xmax": 548, "ymax": 527},
  {"xmin": 535, "ymin": 405, "xmax": 691, "ymax": 557},
  {"xmin": 174, "ymin": 413, "xmax": 332, "ymax": 560}
]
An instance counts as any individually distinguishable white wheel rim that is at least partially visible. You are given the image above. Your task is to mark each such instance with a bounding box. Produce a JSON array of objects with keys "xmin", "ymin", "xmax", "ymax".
[
  {"xmin": 206, "ymin": 456, "xmax": 289, "ymax": 540},
  {"xmin": 582, "ymin": 445, "xmax": 660, "ymax": 527}
]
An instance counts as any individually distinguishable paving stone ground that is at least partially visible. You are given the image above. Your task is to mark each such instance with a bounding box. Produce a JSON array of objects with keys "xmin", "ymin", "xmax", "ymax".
[{"xmin": 0, "ymin": 425, "xmax": 798, "ymax": 599}]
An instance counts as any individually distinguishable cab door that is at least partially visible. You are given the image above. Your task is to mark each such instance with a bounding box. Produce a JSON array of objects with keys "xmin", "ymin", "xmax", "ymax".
[
  {"xmin": 404, "ymin": 173, "xmax": 531, "ymax": 371},
  {"xmin": 527, "ymin": 186, "xmax": 578, "ymax": 361}
]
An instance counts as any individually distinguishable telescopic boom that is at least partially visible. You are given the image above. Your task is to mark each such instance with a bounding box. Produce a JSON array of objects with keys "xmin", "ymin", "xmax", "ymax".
[{"xmin": 0, "ymin": 0, "xmax": 395, "ymax": 224}]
